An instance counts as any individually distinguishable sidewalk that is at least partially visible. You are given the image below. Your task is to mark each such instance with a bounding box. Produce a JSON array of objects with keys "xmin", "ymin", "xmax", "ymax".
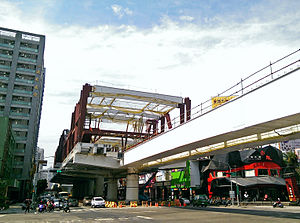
[{"xmin": 0, "ymin": 203, "xmax": 24, "ymax": 214}]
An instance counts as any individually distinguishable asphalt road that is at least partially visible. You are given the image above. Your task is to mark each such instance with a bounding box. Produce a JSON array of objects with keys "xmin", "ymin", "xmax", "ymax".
[{"xmin": 1, "ymin": 205, "xmax": 300, "ymax": 223}]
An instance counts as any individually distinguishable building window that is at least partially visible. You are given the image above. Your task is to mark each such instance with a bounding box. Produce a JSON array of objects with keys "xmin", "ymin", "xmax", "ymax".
[
  {"xmin": 245, "ymin": 169, "xmax": 255, "ymax": 177},
  {"xmin": 270, "ymin": 169, "xmax": 278, "ymax": 177},
  {"xmin": 216, "ymin": 172, "xmax": 226, "ymax": 178},
  {"xmin": 258, "ymin": 169, "xmax": 268, "ymax": 176}
]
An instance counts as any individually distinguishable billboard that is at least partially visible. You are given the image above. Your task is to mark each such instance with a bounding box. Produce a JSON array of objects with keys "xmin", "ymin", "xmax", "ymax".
[{"xmin": 212, "ymin": 96, "xmax": 236, "ymax": 109}]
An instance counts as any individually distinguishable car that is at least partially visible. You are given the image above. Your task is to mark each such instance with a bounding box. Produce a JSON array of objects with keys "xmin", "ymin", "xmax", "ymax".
[
  {"xmin": 91, "ymin": 197, "xmax": 105, "ymax": 208},
  {"xmin": 83, "ymin": 196, "xmax": 92, "ymax": 206},
  {"xmin": 192, "ymin": 194, "xmax": 209, "ymax": 207},
  {"xmin": 53, "ymin": 199, "xmax": 63, "ymax": 209},
  {"xmin": 68, "ymin": 198, "xmax": 79, "ymax": 207},
  {"xmin": 179, "ymin": 197, "xmax": 190, "ymax": 205}
]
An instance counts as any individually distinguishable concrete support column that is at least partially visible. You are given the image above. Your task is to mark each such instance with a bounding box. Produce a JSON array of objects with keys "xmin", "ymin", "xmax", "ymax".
[
  {"xmin": 95, "ymin": 176, "xmax": 104, "ymax": 196},
  {"xmin": 88, "ymin": 179, "xmax": 95, "ymax": 196},
  {"xmin": 126, "ymin": 168, "xmax": 139, "ymax": 202},
  {"xmin": 72, "ymin": 182, "xmax": 80, "ymax": 198},
  {"xmin": 83, "ymin": 181, "xmax": 89, "ymax": 196},
  {"xmin": 107, "ymin": 178, "xmax": 118, "ymax": 201}
]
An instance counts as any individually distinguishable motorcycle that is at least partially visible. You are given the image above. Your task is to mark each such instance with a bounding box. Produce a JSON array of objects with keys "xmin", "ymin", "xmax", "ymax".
[
  {"xmin": 273, "ymin": 199, "xmax": 284, "ymax": 208},
  {"xmin": 62, "ymin": 202, "xmax": 70, "ymax": 213},
  {"xmin": 47, "ymin": 203, "xmax": 55, "ymax": 212},
  {"xmin": 38, "ymin": 203, "xmax": 46, "ymax": 213}
]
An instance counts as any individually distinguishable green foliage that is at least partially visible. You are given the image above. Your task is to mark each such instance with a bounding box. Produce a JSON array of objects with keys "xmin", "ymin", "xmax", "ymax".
[
  {"xmin": 283, "ymin": 151, "xmax": 299, "ymax": 167},
  {"xmin": 36, "ymin": 179, "xmax": 47, "ymax": 195},
  {"xmin": 0, "ymin": 179, "xmax": 8, "ymax": 209}
]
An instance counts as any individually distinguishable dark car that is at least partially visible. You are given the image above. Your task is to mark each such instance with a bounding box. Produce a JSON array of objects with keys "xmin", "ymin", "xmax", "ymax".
[
  {"xmin": 83, "ymin": 196, "xmax": 92, "ymax": 206},
  {"xmin": 192, "ymin": 194, "xmax": 209, "ymax": 207},
  {"xmin": 68, "ymin": 198, "xmax": 79, "ymax": 207}
]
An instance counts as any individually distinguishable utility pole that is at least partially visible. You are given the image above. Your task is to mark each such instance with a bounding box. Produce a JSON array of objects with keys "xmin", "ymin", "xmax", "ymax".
[{"xmin": 229, "ymin": 166, "xmax": 234, "ymax": 206}]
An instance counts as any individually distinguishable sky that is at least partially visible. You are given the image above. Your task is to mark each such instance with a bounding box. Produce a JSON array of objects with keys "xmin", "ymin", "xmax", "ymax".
[{"xmin": 0, "ymin": 0, "xmax": 299, "ymax": 167}]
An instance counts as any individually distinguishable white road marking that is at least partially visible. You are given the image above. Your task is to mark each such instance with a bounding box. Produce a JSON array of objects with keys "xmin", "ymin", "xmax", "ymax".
[
  {"xmin": 0, "ymin": 215, "xmax": 5, "ymax": 217},
  {"xmin": 137, "ymin": 215, "xmax": 153, "ymax": 220},
  {"xmin": 94, "ymin": 218, "xmax": 114, "ymax": 221},
  {"xmin": 118, "ymin": 217, "xmax": 129, "ymax": 220}
]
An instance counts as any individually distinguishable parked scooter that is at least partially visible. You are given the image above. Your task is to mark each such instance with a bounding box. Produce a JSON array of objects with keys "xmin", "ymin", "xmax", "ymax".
[
  {"xmin": 273, "ymin": 198, "xmax": 284, "ymax": 208},
  {"xmin": 47, "ymin": 202, "xmax": 55, "ymax": 212},
  {"xmin": 38, "ymin": 203, "xmax": 46, "ymax": 213}
]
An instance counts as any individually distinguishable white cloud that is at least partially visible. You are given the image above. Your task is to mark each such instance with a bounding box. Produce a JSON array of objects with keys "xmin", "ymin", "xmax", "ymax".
[
  {"xmin": 179, "ymin": 15, "xmax": 194, "ymax": 22},
  {"xmin": 0, "ymin": 0, "xmax": 299, "ymax": 163},
  {"xmin": 111, "ymin": 4, "xmax": 133, "ymax": 18}
]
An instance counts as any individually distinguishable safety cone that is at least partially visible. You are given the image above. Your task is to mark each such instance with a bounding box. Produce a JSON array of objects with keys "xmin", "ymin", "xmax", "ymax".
[
  {"xmin": 179, "ymin": 203, "xmax": 181, "ymax": 207},
  {"xmin": 184, "ymin": 202, "xmax": 186, "ymax": 207},
  {"xmin": 168, "ymin": 202, "xmax": 171, "ymax": 207},
  {"xmin": 120, "ymin": 203, "xmax": 122, "ymax": 208},
  {"xmin": 150, "ymin": 202, "xmax": 152, "ymax": 207}
]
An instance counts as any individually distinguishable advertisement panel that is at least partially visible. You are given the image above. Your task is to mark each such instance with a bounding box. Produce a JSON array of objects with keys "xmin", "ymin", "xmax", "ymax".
[{"xmin": 211, "ymin": 96, "xmax": 236, "ymax": 108}]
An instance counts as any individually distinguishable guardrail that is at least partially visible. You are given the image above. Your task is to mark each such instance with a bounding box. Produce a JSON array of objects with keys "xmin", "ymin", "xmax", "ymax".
[{"xmin": 126, "ymin": 49, "xmax": 300, "ymax": 151}]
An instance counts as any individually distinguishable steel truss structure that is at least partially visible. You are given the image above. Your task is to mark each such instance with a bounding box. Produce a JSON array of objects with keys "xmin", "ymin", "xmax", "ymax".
[{"xmin": 55, "ymin": 84, "xmax": 191, "ymax": 164}]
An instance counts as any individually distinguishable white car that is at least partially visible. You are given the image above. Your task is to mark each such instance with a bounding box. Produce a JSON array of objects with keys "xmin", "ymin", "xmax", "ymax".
[
  {"xmin": 53, "ymin": 199, "xmax": 62, "ymax": 209},
  {"xmin": 91, "ymin": 197, "xmax": 105, "ymax": 208}
]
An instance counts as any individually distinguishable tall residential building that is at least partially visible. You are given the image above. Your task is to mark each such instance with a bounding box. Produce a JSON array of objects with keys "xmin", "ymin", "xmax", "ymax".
[
  {"xmin": 0, "ymin": 27, "xmax": 45, "ymax": 199},
  {"xmin": 0, "ymin": 116, "xmax": 15, "ymax": 199}
]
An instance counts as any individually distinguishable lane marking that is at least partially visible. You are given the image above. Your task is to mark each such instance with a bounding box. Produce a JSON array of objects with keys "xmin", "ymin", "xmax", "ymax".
[
  {"xmin": 94, "ymin": 218, "xmax": 114, "ymax": 221},
  {"xmin": 137, "ymin": 215, "xmax": 153, "ymax": 220},
  {"xmin": 0, "ymin": 215, "xmax": 5, "ymax": 217}
]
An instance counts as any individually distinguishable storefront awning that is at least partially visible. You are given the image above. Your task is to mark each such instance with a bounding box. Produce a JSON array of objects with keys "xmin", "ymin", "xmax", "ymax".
[{"xmin": 227, "ymin": 176, "xmax": 286, "ymax": 187}]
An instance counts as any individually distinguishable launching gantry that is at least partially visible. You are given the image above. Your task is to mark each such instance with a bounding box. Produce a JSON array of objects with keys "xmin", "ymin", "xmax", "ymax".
[{"xmin": 62, "ymin": 84, "xmax": 190, "ymax": 161}]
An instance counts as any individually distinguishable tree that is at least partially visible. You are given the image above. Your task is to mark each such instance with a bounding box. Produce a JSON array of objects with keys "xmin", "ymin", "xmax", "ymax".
[
  {"xmin": 283, "ymin": 151, "xmax": 299, "ymax": 167},
  {"xmin": 36, "ymin": 179, "xmax": 48, "ymax": 196},
  {"xmin": 0, "ymin": 179, "xmax": 9, "ymax": 209}
]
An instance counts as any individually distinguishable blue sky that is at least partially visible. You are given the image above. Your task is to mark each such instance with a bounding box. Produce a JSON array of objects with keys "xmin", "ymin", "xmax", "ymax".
[
  {"xmin": 11, "ymin": 0, "xmax": 299, "ymax": 28},
  {"xmin": 1, "ymin": 0, "xmax": 299, "ymax": 165}
]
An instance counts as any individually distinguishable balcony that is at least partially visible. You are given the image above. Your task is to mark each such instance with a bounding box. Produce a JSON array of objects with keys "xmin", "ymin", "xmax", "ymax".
[
  {"xmin": 19, "ymin": 46, "xmax": 38, "ymax": 53},
  {"xmin": 0, "ymin": 99, "xmax": 5, "ymax": 104},
  {"xmin": 0, "ymin": 54, "xmax": 12, "ymax": 60},
  {"xmin": 11, "ymin": 100, "xmax": 31, "ymax": 106},
  {"xmin": 14, "ymin": 161, "xmax": 24, "ymax": 166},
  {"xmin": 15, "ymin": 78, "xmax": 34, "ymax": 85},
  {"xmin": 15, "ymin": 136, "xmax": 27, "ymax": 142},
  {"xmin": 0, "ymin": 43, "xmax": 14, "ymax": 49},
  {"xmin": 0, "ymin": 64, "xmax": 10, "ymax": 70},
  {"xmin": 10, "ymin": 111, "xmax": 30, "ymax": 117},
  {"xmin": 14, "ymin": 149, "xmax": 25, "ymax": 154},
  {"xmin": 0, "ymin": 86, "xmax": 7, "ymax": 92},
  {"xmin": 16, "ymin": 67, "xmax": 36, "ymax": 73},
  {"xmin": 18, "ymin": 57, "xmax": 37, "ymax": 63},
  {"xmin": 13, "ymin": 89, "xmax": 32, "ymax": 95},
  {"xmin": 12, "ymin": 124, "xmax": 28, "ymax": 130},
  {"xmin": 0, "ymin": 75, "xmax": 9, "ymax": 81}
]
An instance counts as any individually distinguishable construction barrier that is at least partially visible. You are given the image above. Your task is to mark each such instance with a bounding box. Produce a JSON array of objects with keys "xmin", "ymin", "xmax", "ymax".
[
  {"xmin": 130, "ymin": 201, "xmax": 138, "ymax": 207},
  {"xmin": 118, "ymin": 201, "xmax": 126, "ymax": 208},
  {"xmin": 105, "ymin": 201, "xmax": 117, "ymax": 208}
]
